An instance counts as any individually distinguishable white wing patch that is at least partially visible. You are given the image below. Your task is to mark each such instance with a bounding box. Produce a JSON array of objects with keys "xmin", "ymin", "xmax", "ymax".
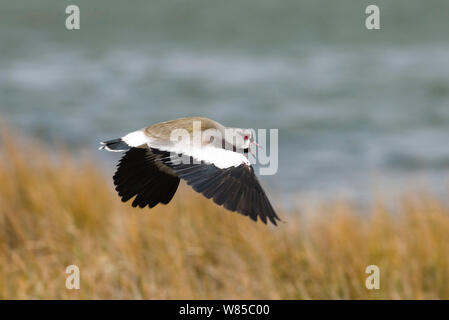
[{"xmin": 154, "ymin": 143, "xmax": 250, "ymax": 169}]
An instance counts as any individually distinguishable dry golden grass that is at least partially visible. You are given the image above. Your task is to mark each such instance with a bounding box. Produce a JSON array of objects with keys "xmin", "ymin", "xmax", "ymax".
[{"xmin": 1, "ymin": 128, "xmax": 449, "ymax": 299}]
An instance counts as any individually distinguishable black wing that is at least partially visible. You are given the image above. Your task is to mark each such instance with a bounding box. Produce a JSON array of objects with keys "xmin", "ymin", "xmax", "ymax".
[
  {"xmin": 113, "ymin": 148, "xmax": 180, "ymax": 208},
  {"xmin": 157, "ymin": 151, "xmax": 281, "ymax": 225}
]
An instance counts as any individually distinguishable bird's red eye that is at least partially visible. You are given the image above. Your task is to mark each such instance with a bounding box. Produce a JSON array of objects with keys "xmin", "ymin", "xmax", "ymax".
[{"xmin": 244, "ymin": 135, "xmax": 249, "ymax": 140}]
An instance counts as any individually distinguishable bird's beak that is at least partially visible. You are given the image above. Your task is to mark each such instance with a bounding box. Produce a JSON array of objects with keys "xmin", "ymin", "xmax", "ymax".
[{"xmin": 250, "ymin": 140, "xmax": 263, "ymax": 149}]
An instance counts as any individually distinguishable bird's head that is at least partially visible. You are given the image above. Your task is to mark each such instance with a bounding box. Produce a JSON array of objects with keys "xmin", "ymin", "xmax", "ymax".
[{"xmin": 224, "ymin": 128, "xmax": 255, "ymax": 152}]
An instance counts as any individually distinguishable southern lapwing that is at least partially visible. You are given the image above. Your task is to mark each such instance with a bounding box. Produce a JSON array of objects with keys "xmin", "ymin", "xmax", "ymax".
[{"xmin": 100, "ymin": 117, "xmax": 280, "ymax": 225}]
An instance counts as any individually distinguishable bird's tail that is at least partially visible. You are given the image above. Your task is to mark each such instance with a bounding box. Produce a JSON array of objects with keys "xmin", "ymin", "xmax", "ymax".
[
  {"xmin": 99, "ymin": 138, "xmax": 131, "ymax": 152},
  {"xmin": 100, "ymin": 129, "xmax": 149, "ymax": 152}
]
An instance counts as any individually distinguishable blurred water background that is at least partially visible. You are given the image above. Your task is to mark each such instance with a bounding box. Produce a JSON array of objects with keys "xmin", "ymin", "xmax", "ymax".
[{"xmin": 1, "ymin": 0, "xmax": 448, "ymax": 204}]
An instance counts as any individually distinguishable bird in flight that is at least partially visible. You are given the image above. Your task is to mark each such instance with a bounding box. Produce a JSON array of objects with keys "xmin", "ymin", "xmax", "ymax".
[{"xmin": 100, "ymin": 117, "xmax": 280, "ymax": 225}]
